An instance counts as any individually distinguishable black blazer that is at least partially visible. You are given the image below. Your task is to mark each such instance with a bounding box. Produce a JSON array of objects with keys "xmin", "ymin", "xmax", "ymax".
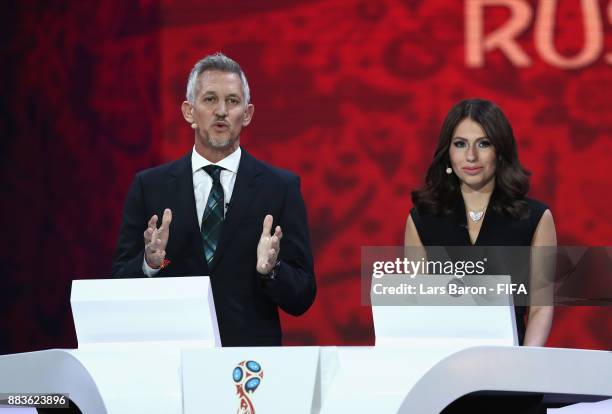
[{"xmin": 111, "ymin": 148, "xmax": 316, "ymax": 346}]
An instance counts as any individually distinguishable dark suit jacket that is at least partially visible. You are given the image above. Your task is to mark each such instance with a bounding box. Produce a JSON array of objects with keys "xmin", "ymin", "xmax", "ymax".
[{"xmin": 111, "ymin": 148, "xmax": 316, "ymax": 346}]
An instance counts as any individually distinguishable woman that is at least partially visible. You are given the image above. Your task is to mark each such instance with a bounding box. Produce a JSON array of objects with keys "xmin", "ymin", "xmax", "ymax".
[{"xmin": 405, "ymin": 98, "xmax": 555, "ymax": 347}]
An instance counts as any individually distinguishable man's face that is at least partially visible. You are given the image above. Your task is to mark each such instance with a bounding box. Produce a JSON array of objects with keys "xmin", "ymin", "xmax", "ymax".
[{"xmin": 184, "ymin": 70, "xmax": 253, "ymax": 153}]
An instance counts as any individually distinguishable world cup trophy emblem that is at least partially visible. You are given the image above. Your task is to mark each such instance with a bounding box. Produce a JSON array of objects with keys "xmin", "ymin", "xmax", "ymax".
[{"xmin": 233, "ymin": 360, "xmax": 263, "ymax": 414}]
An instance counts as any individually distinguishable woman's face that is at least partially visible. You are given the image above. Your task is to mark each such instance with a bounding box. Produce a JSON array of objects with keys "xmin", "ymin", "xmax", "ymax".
[{"xmin": 448, "ymin": 117, "xmax": 497, "ymax": 191}]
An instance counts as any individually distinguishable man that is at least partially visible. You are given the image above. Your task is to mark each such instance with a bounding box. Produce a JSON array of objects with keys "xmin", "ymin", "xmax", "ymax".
[{"xmin": 111, "ymin": 53, "xmax": 316, "ymax": 346}]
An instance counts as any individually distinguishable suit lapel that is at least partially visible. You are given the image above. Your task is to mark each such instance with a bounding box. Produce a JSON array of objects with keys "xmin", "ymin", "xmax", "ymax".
[
  {"xmin": 211, "ymin": 148, "xmax": 262, "ymax": 269},
  {"xmin": 169, "ymin": 153, "xmax": 210, "ymax": 274}
]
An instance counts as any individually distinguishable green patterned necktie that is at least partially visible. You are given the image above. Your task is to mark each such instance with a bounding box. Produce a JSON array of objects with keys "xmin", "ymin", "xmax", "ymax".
[{"xmin": 201, "ymin": 165, "xmax": 225, "ymax": 265}]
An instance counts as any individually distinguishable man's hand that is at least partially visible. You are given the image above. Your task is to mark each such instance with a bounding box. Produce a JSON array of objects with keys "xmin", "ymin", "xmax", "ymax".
[
  {"xmin": 144, "ymin": 208, "xmax": 172, "ymax": 269},
  {"xmin": 256, "ymin": 214, "xmax": 283, "ymax": 274}
]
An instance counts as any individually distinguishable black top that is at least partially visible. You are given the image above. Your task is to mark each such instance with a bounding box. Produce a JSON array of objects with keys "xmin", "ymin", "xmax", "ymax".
[
  {"xmin": 410, "ymin": 195, "xmax": 548, "ymax": 247},
  {"xmin": 409, "ymin": 193, "xmax": 549, "ymax": 345}
]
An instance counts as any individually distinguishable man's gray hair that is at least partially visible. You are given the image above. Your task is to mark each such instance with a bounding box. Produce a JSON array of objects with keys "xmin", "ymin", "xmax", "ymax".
[{"xmin": 185, "ymin": 52, "xmax": 251, "ymax": 105}]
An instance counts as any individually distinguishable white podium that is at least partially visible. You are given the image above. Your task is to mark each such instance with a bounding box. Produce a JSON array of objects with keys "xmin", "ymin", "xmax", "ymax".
[{"xmin": 0, "ymin": 277, "xmax": 610, "ymax": 413}]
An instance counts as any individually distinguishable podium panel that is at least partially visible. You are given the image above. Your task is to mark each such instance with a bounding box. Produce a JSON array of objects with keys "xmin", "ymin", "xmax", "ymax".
[
  {"xmin": 372, "ymin": 275, "xmax": 518, "ymax": 347},
  {"xmin": 71, "ymin": 276, "xmax": 220, "ymax": 347},
  {"xmin": 182, "ymin": 347, "xmax": 320, "ymax": 414}
]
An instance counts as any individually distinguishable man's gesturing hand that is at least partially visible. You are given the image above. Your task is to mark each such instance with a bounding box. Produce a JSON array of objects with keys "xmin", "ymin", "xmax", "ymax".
[
  {"xmin": 256, "ymin": 214, "xmax": 283, "ymax": 274},
  {"xmin": 144, "ymin": 208, "xmax": 172, "ymax": 269}
]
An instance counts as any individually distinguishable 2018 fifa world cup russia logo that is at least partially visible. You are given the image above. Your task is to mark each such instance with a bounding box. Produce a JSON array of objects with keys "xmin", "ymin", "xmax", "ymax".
[{"xmin": 233, "ymin": 360, "xmax": 263, "ymax": 414}]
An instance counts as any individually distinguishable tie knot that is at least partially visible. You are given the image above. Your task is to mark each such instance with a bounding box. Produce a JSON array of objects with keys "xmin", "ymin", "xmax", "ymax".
[{"xmin": 203, "ymin": 165, "xmax": 224, "ymax": 181}]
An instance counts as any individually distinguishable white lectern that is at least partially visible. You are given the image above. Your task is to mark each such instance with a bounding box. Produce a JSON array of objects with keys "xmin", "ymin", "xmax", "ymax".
[{"xmin": 0, "ymin": 276, "xmax": 610, "ymax": 413}]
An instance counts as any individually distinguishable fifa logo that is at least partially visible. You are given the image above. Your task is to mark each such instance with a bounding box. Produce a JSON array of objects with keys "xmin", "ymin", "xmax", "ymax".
[{"xmin": 233, "ymin": 360, "xmax": 263, "ymax": 414}]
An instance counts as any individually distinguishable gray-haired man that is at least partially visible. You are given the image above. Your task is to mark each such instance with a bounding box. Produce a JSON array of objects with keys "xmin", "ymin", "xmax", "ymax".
[{"xmin": 112, "ymin": 53, "xmax": 316, "ymax": 346}]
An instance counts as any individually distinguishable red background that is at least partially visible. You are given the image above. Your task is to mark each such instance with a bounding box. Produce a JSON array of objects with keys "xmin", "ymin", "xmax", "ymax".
[{"xmin": 1, "ymin": 0, "xmax": 610, "ymax": 353}]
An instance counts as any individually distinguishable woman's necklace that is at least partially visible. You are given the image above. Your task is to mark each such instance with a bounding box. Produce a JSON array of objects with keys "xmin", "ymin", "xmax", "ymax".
[
  {"xmin": 466, "ymin": 202, "xmax": 488, "ymax": 223},
  {"xmin": 468, "ymin": 210, "xmax": 484, "ymax": 222},
  {"xmin": 463, "ymin": 189, "xmax": 491, "ymax": 223}
]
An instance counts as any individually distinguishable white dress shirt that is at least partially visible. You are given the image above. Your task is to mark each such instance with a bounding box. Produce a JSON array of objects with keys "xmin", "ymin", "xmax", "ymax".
[{"xmin": 143, "ymin": 146, "xmax": 242, "ymax": 276}]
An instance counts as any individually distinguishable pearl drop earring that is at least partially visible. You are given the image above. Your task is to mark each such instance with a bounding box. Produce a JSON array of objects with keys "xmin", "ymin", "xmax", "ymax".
[
  {"xmin": 191, "ymin": 123, "xmax": 197, "ymax": 129},
  {"xmin": 446, "ymin": 167, "xmax": 452, "ymax": 175}
]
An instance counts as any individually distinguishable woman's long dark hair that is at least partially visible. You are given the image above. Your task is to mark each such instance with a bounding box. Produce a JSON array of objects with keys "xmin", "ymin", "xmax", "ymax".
[{"xmin": 412, "ymin": 98, "xmax": 531, "ymax": 219}]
